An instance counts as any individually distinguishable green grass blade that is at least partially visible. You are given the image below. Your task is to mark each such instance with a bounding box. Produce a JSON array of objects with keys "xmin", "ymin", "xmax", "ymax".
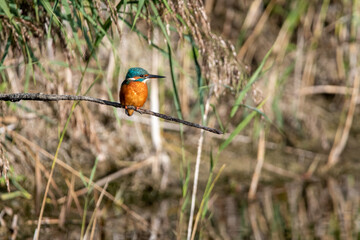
[
  {"xmin": 149, "ymin": 1, "xmax": 172, "ymax": 51},
  {"xmin": 201, "ymin": 165, "xmax": 225, "ymax": 219},
  {"xmin": 0, "ymin": 0, "xmax": 20, "ymax": 33},
  {"xmin": 240, "ymin": 103, "xmax": 271, "ymax": 122},
  {"xmin": 230, "ymin": 47, "xmax": 272, "ymax": 117},
  {"xmin": 220, "ymin": 99, "xmax": 267, "ymax": 152},
  {"xmin": 191, "ymin": 164, "xmax": 225, "ymax": 237},
  {"xmin": 79, "ymin": 172, "xmax": 88, "ymax": 188},
  {"xmin": 40, "ymin": 0, "xmax": 61, "ymax": 27},
  {"xmin": 167, "ymin": 43, "xmax": 183, "ymax": 119},
  {"xmin": 24, "ymin": 44, "xmax": 34, "ymax": 92},
  {"xmin": 162, "ymin": 0, "xmax": 172, "ymax": 12},
  {"xmin": 210, "ymin": 104, "xmax": 225, "ymax": 134},
  {"xmin": 46, "ymin": 0, "xmax": 59, "ymax": 38},
  {"xmin": 131, "ymin": 0, "xmax": 145, "ymax": 30},
  {"xmin": 0, "ymin": 34, "xmax": 12, "ymax": 67},
  {"xmin": 89, "ymin": 157, "xmax": 99, "ymax": 189},
  {"xmin": 191, "ymin": 38, "xmax": 205, "ymax": 120},
  {"xmin": 0, "ymin": 0, "xmax": 14, "ymax": 21}
]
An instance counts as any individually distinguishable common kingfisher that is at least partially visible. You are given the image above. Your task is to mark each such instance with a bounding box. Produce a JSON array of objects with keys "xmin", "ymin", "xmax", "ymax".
[{"xmin": 119, "ymin": 67, "xmax": 165, "ymax": 116}]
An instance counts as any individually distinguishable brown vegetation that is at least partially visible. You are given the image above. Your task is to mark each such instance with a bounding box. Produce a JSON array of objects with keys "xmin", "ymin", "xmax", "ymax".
[{"xmin": 0, "ymin": 0, "xmax": 359, "ymax": 239}]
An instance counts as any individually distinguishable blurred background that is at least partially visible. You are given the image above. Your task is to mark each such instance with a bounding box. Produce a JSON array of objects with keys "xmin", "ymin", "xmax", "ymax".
[{"xmin": 0, "ymin": 0, "xmax": 360, "ymax": 239}]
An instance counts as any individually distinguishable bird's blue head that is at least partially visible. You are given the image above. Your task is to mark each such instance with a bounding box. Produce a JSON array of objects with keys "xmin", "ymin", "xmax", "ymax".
[{"xmin": 124, "ymin": 67, "xmax": 165, "ymax": 84}]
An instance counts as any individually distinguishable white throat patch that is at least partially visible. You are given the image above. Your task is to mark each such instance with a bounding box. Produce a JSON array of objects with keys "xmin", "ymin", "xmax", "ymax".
[{"xmin": 126, "ymin": 77, "xmax": 148, "ymax": 83}]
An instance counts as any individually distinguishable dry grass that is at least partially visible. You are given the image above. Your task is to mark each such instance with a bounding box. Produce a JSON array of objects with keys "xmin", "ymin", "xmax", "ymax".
[{"xmin": 0, "ymin": 0, "xmax": 360, "ymax": 239}]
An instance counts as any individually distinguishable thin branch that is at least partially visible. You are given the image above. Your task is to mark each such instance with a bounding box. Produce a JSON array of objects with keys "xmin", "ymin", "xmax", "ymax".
[{"xmin": 0, "ymin": 93, "xmax": 223, "ymax": 134}]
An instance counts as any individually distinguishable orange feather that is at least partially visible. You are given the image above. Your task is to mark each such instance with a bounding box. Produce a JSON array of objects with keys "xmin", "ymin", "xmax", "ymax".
[{"xmin": 119, "ymin": 81, "xmax": 148, "ymax": 116}]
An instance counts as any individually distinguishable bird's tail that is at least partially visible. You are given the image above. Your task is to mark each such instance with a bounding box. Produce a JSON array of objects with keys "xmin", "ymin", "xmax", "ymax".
[{"xmin": 125, "ymin": 109, "xmax": 134, "ymax": 116}]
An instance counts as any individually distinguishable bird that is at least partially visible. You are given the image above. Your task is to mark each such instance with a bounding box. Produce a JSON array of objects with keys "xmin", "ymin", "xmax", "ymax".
[{"xmin": 119, "ymin": 67, "xmax": 165, "ymax": 116}]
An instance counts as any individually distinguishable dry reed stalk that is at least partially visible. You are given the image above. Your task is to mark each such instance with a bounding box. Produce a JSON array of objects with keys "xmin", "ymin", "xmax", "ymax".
[
  {"xmin": 64, "ymin": 175, "xmax": 83, "ymax": 216},
  {"xmin": 299, "ymin": 0, "xmax": 329, "ymax": 112},
  {"xmin": 217, "ymin": 219, "xmax": 232, "ymax": 240},
  {"xmin": 35, "ymin": 136, "xmax": 62, "ymax": 239},
  {"xmin": 150, "ymin": 200, "xmax": 169, "ymax": 240},
  {"xmin": 24, "ymin": 145, "xmax": 61, "ymax": 214},
  {"xmin": 242, "ymin": 0, "xmax": 263, "ymax": 31},
  {"xmin": 237, "ymin": 0, "xmax": 275, "ymax": 60},
  {"xmin": 225, "ymin": 196, "xmax": 238, "ymax": 239},
  {"xmin": 190, "ymin": 164, "xmax": 225, "ymax": 240},
  {"xmin": 221, "ymin": 6, "xmax": 236, "ymax": 39},
  {"xmin": 187, "ymin": 132, "xmax": 205, "ymax": 239},
  {"xmin": 293, "ymin": 27, "xmax": 305, "ymax": 115},
  {"xmin": 59, "ymin": 175, "xmax": 83, "ymax": 229},
  {"xmin": 58, "ymin": 178, "xmax": 75, "ymax": 229},
  {"xmin": 286, "ymin": 182, "xmax": 302, "ymax": 240},
  {"xmin": 300, "ymin": 85, "xmax": 354, "ymax": 95},
  {"xmin": 25, "ymin": 146, "xmax": 62, "ymax": 196},
  {"xmin": 134, "ymin": 120, "xmax": 150, "ymax": 154},
  {"xmin": 159, "ymin": 153, "xmax": 170, "ymax": 190},
  {"xmin": 303, "ymin": 155, "xmax": 321, "ymax": 178},
  {"xmin": 9, "ymin": 130, "xmax": 149, "ymax": 229},
  {"xmin": 58, "ymin": 200, "xmax": 67, "ymax": 229},
  {"xmin": 151, "ymin": 27, "xmax": 162, "ymax": 178},
  {"xmin": 257, "ymin": 204, "xmax": 269, "ymax": 236},
  {"xmin": 262, "ymin": 162, "xmax": 300, "ymax": 179},
  {"xmin": 298, "ymin": 198, "xmax": 310, "ymax": 239},
  {"xmin": 59, "ymin": 157, "xmax": 154, "ymax": 202},
  {"xmin": 10, "ymin": 214, "xmax": 18, "ymax": 240},
  {"xmin": 34, "ymin": 151, "xmax": 42, "ymax": 215},
  {"xmin": 328, "ymin": 178, "xmax": 352, "ymax": 239},
  {"xmin": 336, "ymin": 47, "xmax": 346, "ymax": 81},
  {"xmin": 262, "ymin": 188, "xmax": 281, "ymax": 240},
  {"xmin": 0, "ymin": 143, "xmax": 10, "ymax": 192},
  {"xmin": 249, "ymin": 202, "xmax": 262, "ymax": 240},
  {"xmin": 325, "ymin": 43, "xmax": 359, "ymax": 169},
  {"xmin": 187, "ymin": 91, "xmax": 213, "ymax": 240},
  {"xmin": 85, "ymin": 181, "xmax": 109, "ymax": 240},
  {"xmin": 305, "ymin": 185, "xmax": 321, "ymax": 224},
  {"xmin": 248, "ymin": 127, "xmax": 266, "ymax": 200},
  {"xmin": 265, "ymin": 13, "xmax": 293, "ymax": 119},
  {"xmin": 26, "ymin": 218, "xmax": 62, "ymax": 225}
]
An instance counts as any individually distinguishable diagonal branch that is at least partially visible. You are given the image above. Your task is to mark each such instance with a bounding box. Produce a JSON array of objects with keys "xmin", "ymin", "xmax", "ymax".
[{"xmin": 0, "ymin": 93, "xmax": 223, "ymax": 134}]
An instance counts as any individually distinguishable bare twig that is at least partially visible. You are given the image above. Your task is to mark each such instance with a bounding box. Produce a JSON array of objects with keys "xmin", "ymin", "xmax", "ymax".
[{"xmin": 0, "ymin": 93, "xmax": 222, "ymax": 134}]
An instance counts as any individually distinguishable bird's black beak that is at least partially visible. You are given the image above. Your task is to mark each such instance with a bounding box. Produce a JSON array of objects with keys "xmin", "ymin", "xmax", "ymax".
[{"xmin": 147, "ymin": 74, "xmax": 165, "ymax": 79}]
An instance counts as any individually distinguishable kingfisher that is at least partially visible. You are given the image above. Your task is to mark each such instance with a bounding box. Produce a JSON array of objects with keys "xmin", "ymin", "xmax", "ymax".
[{"xmin": 119, "ymin": 67, "xmax": 165, "ymax": 116}]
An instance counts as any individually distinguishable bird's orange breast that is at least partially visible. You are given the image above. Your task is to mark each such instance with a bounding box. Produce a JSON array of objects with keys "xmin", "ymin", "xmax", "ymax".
[{"xmin": 119, "ymin": 81, "xmax": 148, "ymax": 116}]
